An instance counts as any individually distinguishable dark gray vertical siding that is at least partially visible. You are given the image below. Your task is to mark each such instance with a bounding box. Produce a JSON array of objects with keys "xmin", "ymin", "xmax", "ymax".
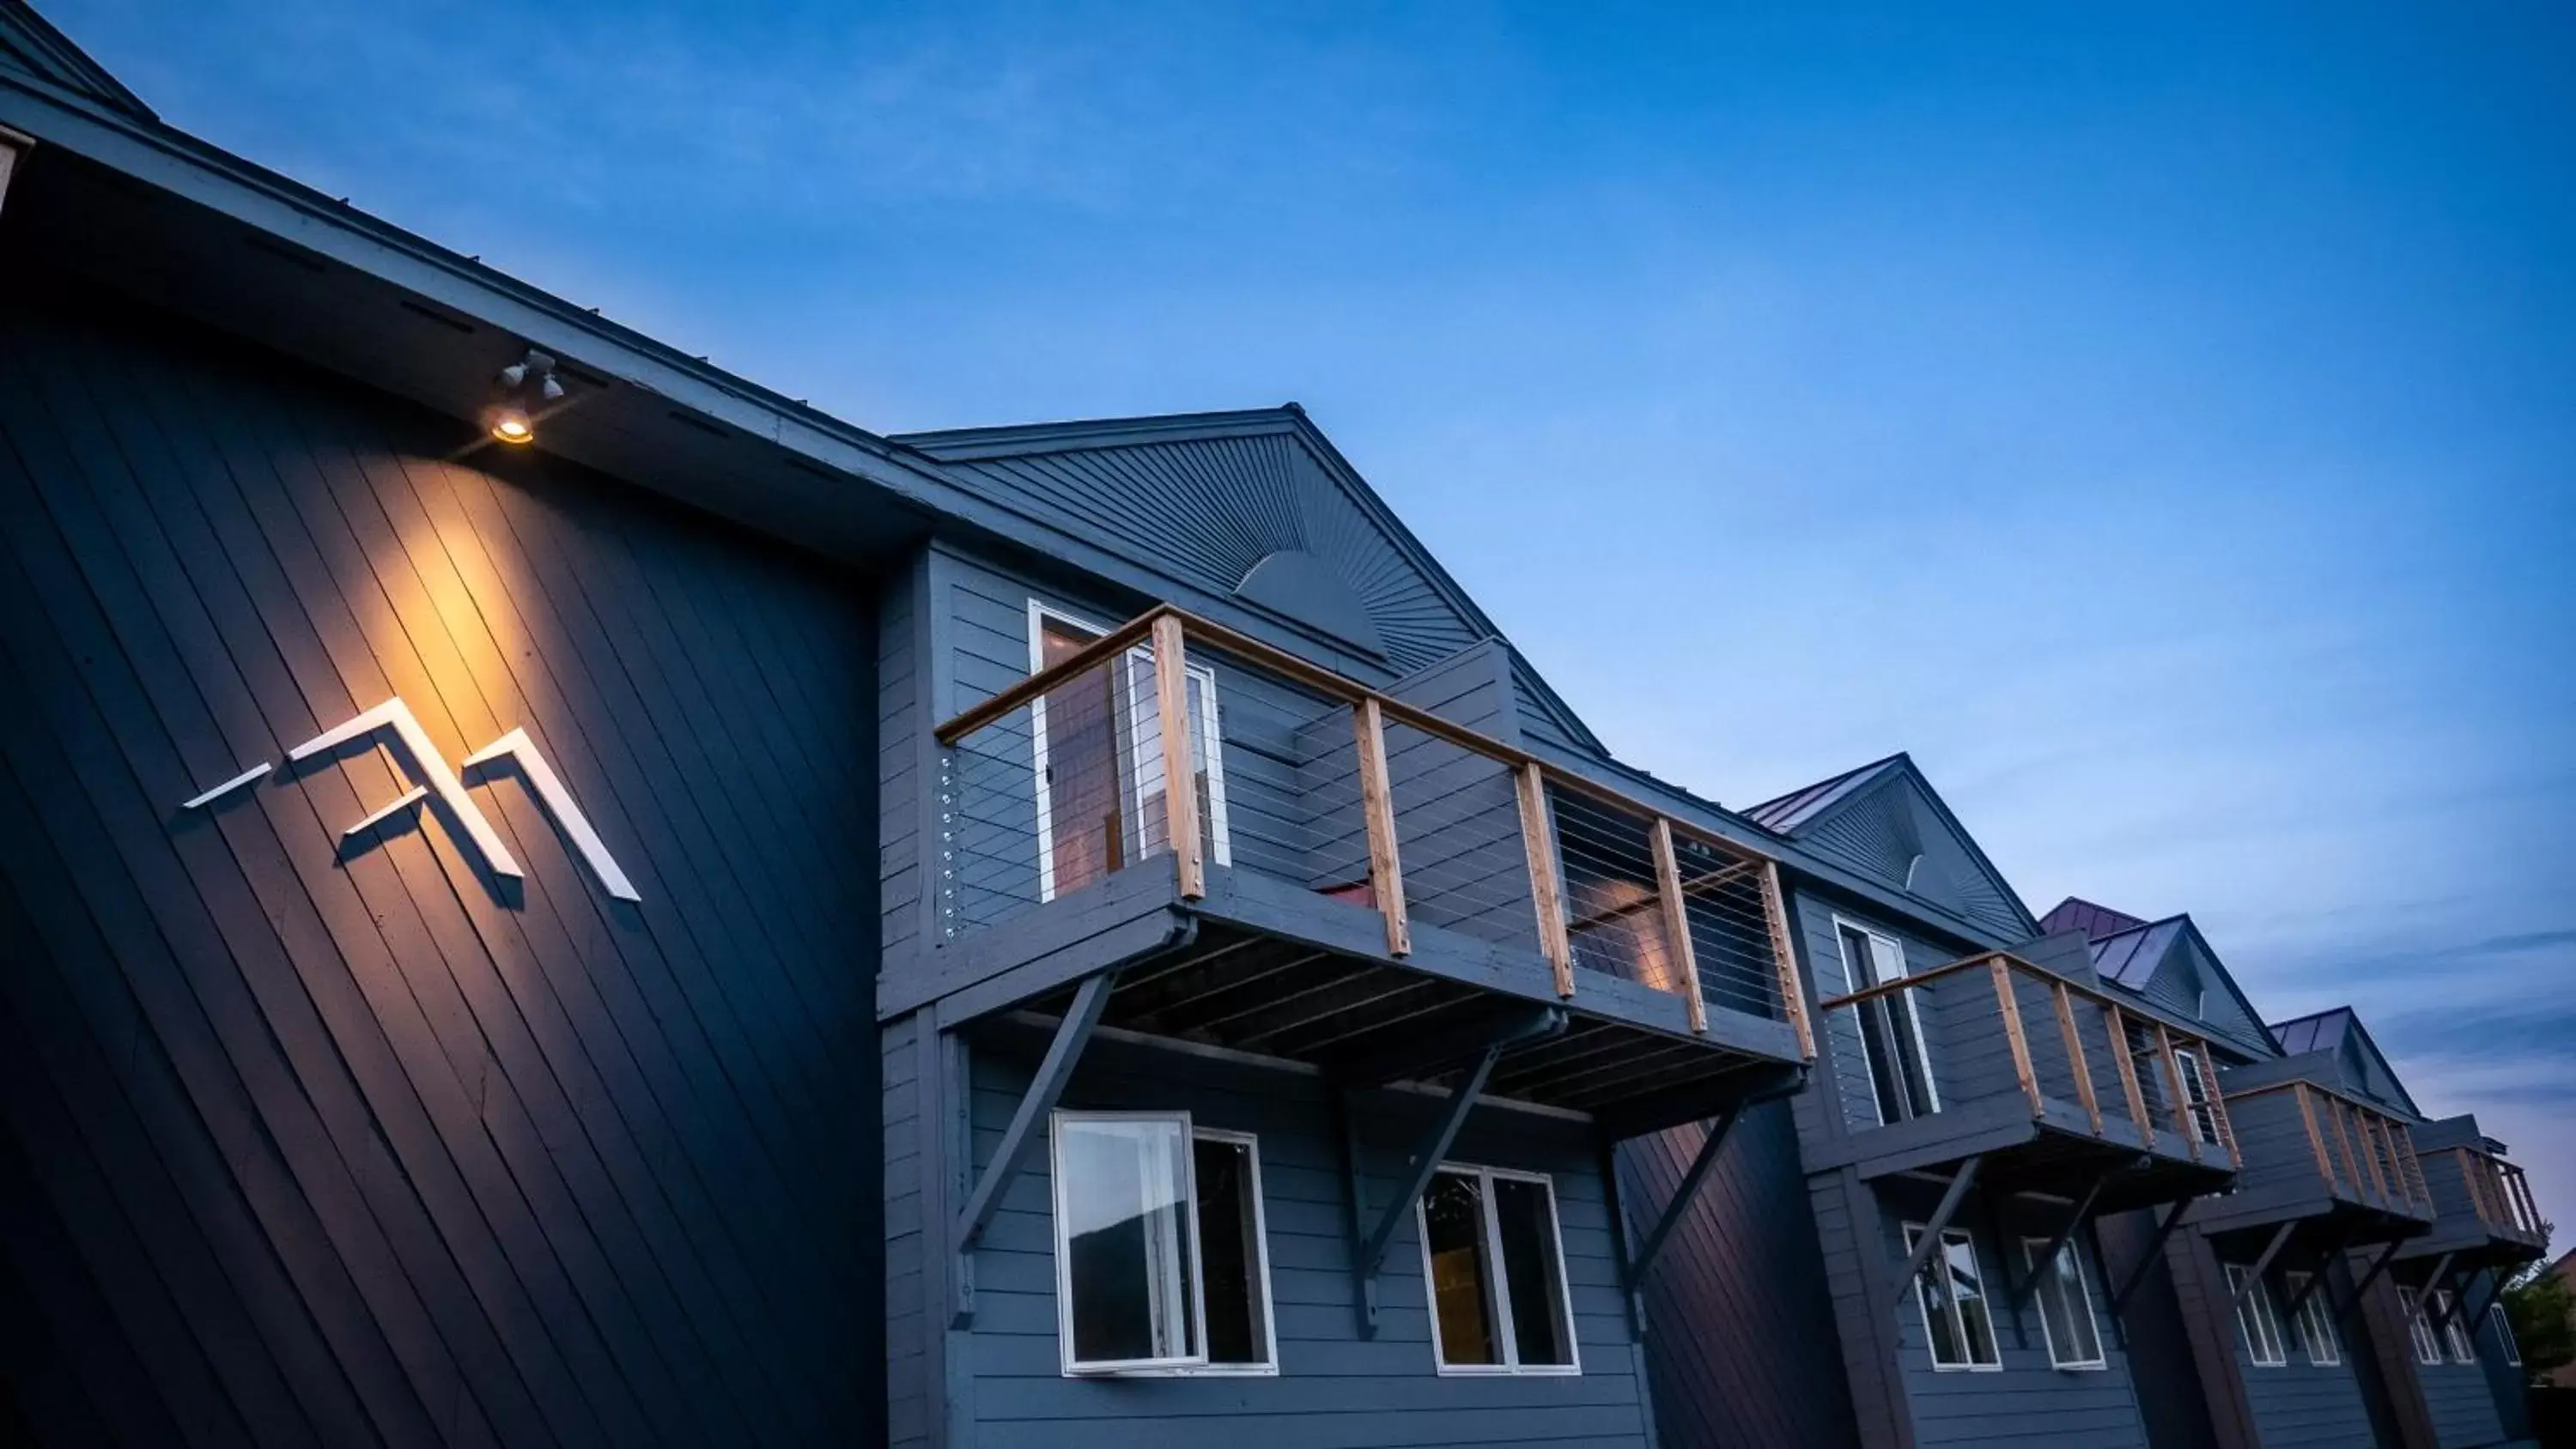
[
  {"xmin": 955, "ymin": 1033, "xmax": 1655, "ymax": 1448},
  {"xmin": 0, "ymin": 271, "xmax": 882, "ymax": 1446},
  {"xmin": 1620, "ymin": 1099, "xmax": 1861, "ymax": 1449},
  {"xmin": 2097, "ymin": 1210, "xmax": 2226, "ymax": 1449},
  {"xmin": 884, "ymin": 1013, "xmax": 930, "ymax": 1449}
]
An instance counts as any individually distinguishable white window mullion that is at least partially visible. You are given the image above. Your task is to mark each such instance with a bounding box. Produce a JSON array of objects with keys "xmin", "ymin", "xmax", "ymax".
[{"xmin": 1479, "ymin": 1169, "xmax": 1522, "ymax": 1371}]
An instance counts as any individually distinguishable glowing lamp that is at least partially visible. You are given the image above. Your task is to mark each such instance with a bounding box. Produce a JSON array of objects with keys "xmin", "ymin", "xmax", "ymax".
[{"xmin": 490, "ymin": 408, "xmax": 535, "ymax": 445}]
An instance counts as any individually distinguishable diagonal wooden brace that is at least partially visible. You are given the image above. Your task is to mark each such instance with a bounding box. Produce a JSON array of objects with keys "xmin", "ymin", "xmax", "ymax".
[
  {"xmin": 1628, "ymin": 1106, "xmax": 1744, "ymax": 1285},
  {"xmin": 2110, "ymin": 1196, "xmax": 2198, "ymax": 1317},
  {"xmin": 2230, "ymin": 1221, "xmax": 2300, "ymax": 1310},
  {"xmin": 1346, "ymin": 1039, "xmax": 1509, "ymax": 1338},
  {"xmin": 2012, "ymin": 1164, "xmax": 2122, "ymax": 1312},
  {"xmin": 953, "ymin": 969, "xmax": 1118, "ymax": 1263},
  {"xmin": 1886, "ymin": 1155, "xmax": 1984, "ymax": 1312}
]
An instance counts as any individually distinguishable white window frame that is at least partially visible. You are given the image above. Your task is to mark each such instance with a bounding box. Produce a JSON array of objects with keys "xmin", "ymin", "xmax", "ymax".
[
  {"xmin": 2228, "ymin": 1265, "xmax": 2288, "ymax": 1367},
  {"xmin": 2400, "ymin": 1287, "xmax": 2442, "ymax": 1366},
  {"xmin": 1186, "ymin": 1126, "xmax": 1280, "ymax": 1377},
  {"xmin": 2172, "ymin": 1049, "xmax": 2223, "ymax": 1147},
  {"xmin": 1905, "ymin": 1222, "xmax": 2002, "ymax": 1372},
  {"xmin": 1027, "ymin": 601, "xmax": 1231, "ymax": 903},
  {"xmin": 1834, "ymin": 916, "xmax": 1941, "ymax": 1125},
  {"xmin": 2491, "ymin": 1303, "xmax": 2521, "ymax": 1367},
  {"xmin": 2433, "ymin": 1289, "xmax": 2476, "ymax": 1364},
  {"xmin": 2284, "ymin": 1272, "xmax": 2339, "ymax": 1366},
  {"xmin": 2021, "ymin": 1235, "xmax": 2107, "ymax": 1370},
  {"xmin": 1415, "ymin": 1163, "xmax": 1583, "ymax": 1377}
]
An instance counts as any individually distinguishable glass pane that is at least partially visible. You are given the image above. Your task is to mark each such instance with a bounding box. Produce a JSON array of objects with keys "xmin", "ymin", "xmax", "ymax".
[
  {"xmin": 2050, "ymin": 1246, "xmax": 2101, "ymax": 1363},
  {"xmin": 1193, "ymin": 1137, "xmax": 1267, "ymax": 1366},
  {"xmin": 1495, "ymin": 1178, "xmax": 1574, "ymax": 1367},
  {"xmin": 1423, "ymin": 1171, "xmax": 1499, "ymax": 1366},
  {"xmin": 1059, "ymin": 1118, "xmax": 1198, "ymax": 1366},
  {"xmin": 1945, "ymin": 1234, "xmax": 1999, "ymax": 1366},
  {"xmin": 1911, "ymin": 1228, "xmax": 1964, "ymax": 1367}
]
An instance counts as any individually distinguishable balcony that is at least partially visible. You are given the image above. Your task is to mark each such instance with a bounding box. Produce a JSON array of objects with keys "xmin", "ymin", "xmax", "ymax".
[
  {"xmin": 918, "ymin": 605, "xmax": 1813, "ymax": 1136},
  {"xmin": 1804, "ymin": 952, "xmax": 2239, "ymax": 1212},
  {"xmin": 2400, "ymin": 1121, "xmax": 2550, "ymax": 1270},
  {"xmin": 2189, "ymin": 1078, "xmax": 2434, "ymax": 1248}
]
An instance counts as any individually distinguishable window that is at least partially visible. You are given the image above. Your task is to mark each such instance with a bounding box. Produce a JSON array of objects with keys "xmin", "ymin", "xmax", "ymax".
[
  {"xmin": 1837, "ymin": 919, "xmax": 1938, "ymax": 1125},
  {"xmin": 2400, "ymin": 1288, "xmax": 2442, "ymax": 1366},
  {"xmin": 2492, "ymin": 1304, "xmax": 2521, "ymax": 1367},
  {"xmin": 2021, "ymin": 1236, "xmax": 2105, "ymax": 1369},
  {"xmin": 1417, "ymin": 1165, "xmax": 1578, "ymax": 1375},
  {"xmin": 2285, "ymin": 1272, "xmax": 2339, "ymax": 1366},
  {"xmin": 1028, "ymin": 603, "xmax": 1230, "ymax": 902},
  {"xmin": 2172, "ymin": 1049, "xmax": 2223, "ymax": 1147},
  {"xmin": 1907, "ymin": 1224, "xmax": 2001, "ymax": 1370},
  {"xmin": 2433, "ymin": 1289, "xmax": 2476, "ymax": 1364},
  {"xmin": 1049, "ymin": 1113, "xmax": 1277, "ymax": 1375},
  {"xmin": 2228, "ymin": 1265, "xmax": 2287, "ymax": 1367}
]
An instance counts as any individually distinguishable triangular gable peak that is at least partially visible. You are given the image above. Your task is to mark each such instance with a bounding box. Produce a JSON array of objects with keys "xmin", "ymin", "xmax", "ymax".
[
  {"xmin": 2269, "ymin": 1008, "xmax": 2424, "ymax": 1119},
  {"xmin": 1744, "ymin": 755, "xmax": 2038, "ymax": 942},
  {"xmin": 0, "ymin": 2, "xmax": 154, "ymax": 120},
  {"xmin": 895, "ymin": 408, "xmax": 1495, "ymax": 676},
  {"xmin": 2039, "ymin": 896, "xmax": 2149, "ymax": 943},
  {"xmin": 2084, "ymin": 914, "xmax": 2277, "ymax": 1063}
]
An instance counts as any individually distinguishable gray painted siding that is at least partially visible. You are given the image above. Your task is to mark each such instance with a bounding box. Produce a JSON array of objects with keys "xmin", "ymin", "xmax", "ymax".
[
  {"xmin": 2197, "ymin": 1245, "xmax": 2376, "ymax": 1449},
  {"xmin": 2417, "ymin": 1355, "xmax": 2508, "ymax": 1447},
  {"xmin": 885, "ymin": 1013, "xmax": 930, "ymax": 1449},
  {"xmin": 953, "ymin": 1031, "xmax": 1656, "ymax": 1448}
]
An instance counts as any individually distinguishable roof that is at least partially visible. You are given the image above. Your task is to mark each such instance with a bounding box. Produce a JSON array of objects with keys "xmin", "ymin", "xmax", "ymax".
[
  {"xmin": 2088, "ymin": 917, "xmax": 2185, "ymax": 986},
  {"xmin": 1743, "ymin": 755, "xmax": 1906, "ymax": 833},
  {"xmin": 2269, "ymin": 1006, "xmax": 2353, "ymax": 1057},
  {"xmin": 2039, "ymin": 896, "xmax": 2151, "ymax": 943},
  {"xmin": 2268, "ymin": 1007, "xmax": 2424, "ymax": 1119}
]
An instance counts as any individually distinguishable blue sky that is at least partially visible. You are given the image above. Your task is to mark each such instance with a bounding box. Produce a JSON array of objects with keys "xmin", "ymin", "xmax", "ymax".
[{"xmin": 58, "ymin": 2, "xmax": 2574, "ymax": 1218}]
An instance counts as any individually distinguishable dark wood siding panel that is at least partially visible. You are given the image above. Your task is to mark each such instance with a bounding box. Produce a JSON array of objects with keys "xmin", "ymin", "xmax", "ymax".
[
  {"xmin": 956, "ymin": 1031, "xmax": 1653, "ymax": 1446},
  {"xmin": 0, "ymin": 274, "xmax": 881, "ymax": 1446},
  {"xmin": 1621, "ymin": 1099, "xmax": 1861, "ymax": 1449}
]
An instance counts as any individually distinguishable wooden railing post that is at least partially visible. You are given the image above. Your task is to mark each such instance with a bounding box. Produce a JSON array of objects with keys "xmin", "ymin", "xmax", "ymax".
[
  {"xmin": 1649, "ymin": 818, "xmax": 1707, "ymax": 1034},
  {"xmin": 2359, "ymin": 1113, "xmax": 2395, "ymax": 1203},
  {"xmin": 1515, "ymin": 762, "xmax": 1573, "ymax": 997},
  {"xmin": 2050, "ymin": 982, "xmax": 2102, "ymax": 1136},
  {"xmin": 1351, "ymin": 697, "xmax": 1408, "ymax": 958},
  {"xmin": 2105, "ymin": 1003, "xmax": 2153, "ymax": 1149},
  {"xmin": 2195, "ymin": 1042, "xmax": 2239, "ymax": 1166},
  {"xmin": 2332, "ymin": 1103, "xmax": 2369, "ymax": 1202},
  {"xmin": 2394, "ymin": 1125, "xmax": 2429, "ymax": 1214},
  {"xmin": 1150, "ymin": 615, "xmax": 1205, "ymax": 900},
  {"xmin": 1990, "ymin": 959, "xmax": 2042, "ymax": 1119},
  {"xmin": 2292, "ymin": 1084, "xmax": 2332, "ymax": 1189},
  {"xmin": 2150, "ymin": 1025, "xmax": 2197, "ymax": 1161},
  {"xmin": 1759, "ymin": 861, "xmax": 1814, "ymax": 1059}
]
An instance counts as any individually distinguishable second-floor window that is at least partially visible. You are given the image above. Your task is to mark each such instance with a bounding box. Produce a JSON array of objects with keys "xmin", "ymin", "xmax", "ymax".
[
  {"xmin": 1029, "ymin": 604, "xmax": 1230, "ymax": 900},
  {"xmin": 1836, "ymin": 920, "xmax": 1937, "ymax": 1125},
  {"xmin": 2172, "ymin": 1050, "xmax": 2223, "ymax": 1148},
  {"xmin": 2284, "ymin": 1272, "xmax": 2339, "ymax": 1366},
  {"xmin": 2227, "ymin": 1265, "xmax": 2287, "ymax": 1367}
]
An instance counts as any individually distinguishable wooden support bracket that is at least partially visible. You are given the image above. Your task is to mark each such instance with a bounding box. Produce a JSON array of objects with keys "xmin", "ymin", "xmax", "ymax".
[
  {"xmin": 1628, "ymin": 1107, "xmax": 1743, "ymax": 1285},
  {"xmin": 2229, "ymin": 1221, "xmax": 2299, "ymax": 1310},
  {"xmin": 1886, "ymin": 1155, "xmax": 1984, "ymax": 1312},
  {"xmin": 2281, "ymin": 1222, "xmax": 2353, "ymax": 1319},
  {"xmin": 1344, "ymin": 1038, "xmax": 1509, "ymax": 1338},
  {"xmin": 2336, "ymin": 1240, "xmax": 2404, "ymax": 1319},
  {"xmin": 2110, "ymin": 1196, "xmax": 2198, "ymax": 1317},
  {"xmin": 950, "ymin": 969, "xmax": 1118, "ymax": 1325},
  {"xmin": 2011, "ymin": 1165, "xmax": 2120, "ymax": 1312}
]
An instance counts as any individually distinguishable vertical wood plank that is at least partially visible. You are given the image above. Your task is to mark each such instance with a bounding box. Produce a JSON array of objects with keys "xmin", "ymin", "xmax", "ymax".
[
  {"xmin": 1758, "ymin": 861, "xmax": 1814, "ymax": 1060},
  {"xmin": 2105, "ymin": 1003, "xmax": 2152, "ymax": 1149},
  {"xmin": 2292, "ymin": 1085, "xmax": 2332, "ymax": 1193},
  {"xmin": 1649, "ymin": 818, "xmax": 1706, "ymax": 1033},
  {"xmin": 1351, "ymin": 696, "xmax": 1408, "ymax": 958},
  {"xmin": 2151, "ymin": 1024, "xmax": 2197, "ymax": 1161},
  {"xmin": 2356, "ymin": 1113, "xmax": 2394, "ymax": 1204},
  {"xmin": 2330, "ymin": 1101, "xmax": 2368, "ymax": 1202},
  {"xmin": 1151, "ymin": 615, "xmax": 1203, "ymax": 901},
  {"xmin": 2194, "ymin": 1042, "xmax": 2239, "ymax": 1166},
  {"xmin": 2050, "ymin": 981, "xmax": 2101, "ymax": 1137},
  {"xmin": 1990, "ymin": 959, "xmax": 2041, "ymax": 1119},
  {"xmin": 1515, "ymin": 762, "xmax": 1573, "ymax": 998}
]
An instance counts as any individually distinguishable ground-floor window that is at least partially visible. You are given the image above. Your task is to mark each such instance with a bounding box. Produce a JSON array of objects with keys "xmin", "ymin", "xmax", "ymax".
[
  {"xmin": 1906, "ymin": 1224, "xmax": 2002, "ymax": 1370},
  {"xmin": 2227, "ymin": 1265, "xmax": 2287, "ymax": 1367},
  {"xmin": 2491, "ymin": 1304, "xmax": 2521, "ymax": 1366},
  {"xmin": 1418, "ymin": 1164, "xmax": 1579, "ymax": 1374},
  {"xmin": 2399, "ymin": 1287, "xmax": 2442, "ymax": 1366},
  {"xmin": 2432, "ymin": 1289, "xmax": 2476, "ymax": 1364},
  {"xmin": 2020, "ymin": 1235, "xmax": 2105, "ymax": 1369},
  {"xmin": 2284, "ymin": 1272, "xmax": 2339, "ymax": 1366},
  {"xmin": 1049, "ymin": 1112, "xmax": 1277, "ymax": 1375}
]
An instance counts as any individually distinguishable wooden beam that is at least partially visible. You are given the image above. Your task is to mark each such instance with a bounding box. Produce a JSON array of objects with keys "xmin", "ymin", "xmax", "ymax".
[
  {"xmin": 1516, "ymin": 761, "xmax": 1574, "ymax": 997},
  {"xmin": 2011, "ymin": 1167, "xmax": 2115, "ymax": 1312},
  {"xmin": 1629, "ymin": 1107, "xmax": 1743, "ymax": 1282},
  {"xmin": 2230, "ymin": 1222, "xmax": 2299, "ymax": 1310},
  {"xmin": 1325, "ymin": 1004, "xmax": 1563, "ymax": 1089},
  {"xmin": 2111, "ymin": 1197, "xmax": 2198, "ymax": 1316},
  {"xmin": 2293, "ymin": 1084, "xmax": 2333, "ymax": 1191},
  {"xmin": 1991, "ymin": 959, "xmax": 2042, "ymax": 1119},
  {"xmin": 1650, "ymin": 817, "xmax": 1707, "ymax": 1033},
  {"xmin": 1887, "ymin": 1155, "xmax": 1984, "ymax": 1312},
  {"xmin": 2105, "ymin": 1003, "xmax": 2153, "ymax": 1149},
  {"xmin": 937, "ymin": 608, "xmax": 1163, "ymax": 743},
  {"xmin": 1350, "ymin": 696, "xmax": 1408, "ymax": 957},
  {"xmin": 2151, "ymin": 1023, "xmax": 2196, "ymax": 1161},
  {"xmin": 1346, "ymin": 1041, "xmax": 1507, "ymax": 1337},
  {"xmin": 2281, "ymin": 1224, "xmax": 2351, "ymax": 1319},
  {"xmin": 2195, "ymin": 1042, "xmax": 2239, "ymax": 1166},
  {"xmin": 2052, "ymin": 981, "xmax": 2102, "ymax": 1137},
  {"xmin": 952, "ymin": 969, "xmax": 1119, "ymax": 1258},
  {"xmin": 1151, "ymin": 615, "xmax": 1205, "ymax": 901},
  {"xmin": 1758, "ymin": 861, "xmax": 1814, "ymax": 1059},
  {"xmin": 2341, "ymin": 1240, "xmax": 2403, "ymax": 1316}
]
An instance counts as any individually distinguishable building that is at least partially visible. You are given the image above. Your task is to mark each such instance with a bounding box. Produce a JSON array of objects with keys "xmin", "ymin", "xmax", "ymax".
[{"xmin": 0, "ymin": 5, "xmax": 2550, "ymax": 1448}]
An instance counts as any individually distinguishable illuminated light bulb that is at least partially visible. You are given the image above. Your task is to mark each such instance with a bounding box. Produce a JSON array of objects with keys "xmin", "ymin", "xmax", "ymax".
[{"xmin": 490, "ymin": 408, "xmax": 535, "ymax": 444}]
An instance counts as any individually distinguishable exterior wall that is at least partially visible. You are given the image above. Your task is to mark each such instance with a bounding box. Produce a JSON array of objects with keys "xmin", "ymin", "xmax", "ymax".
[
  {"xmin": 2190, "ymin": 1236, "xmax": 2378, "ymax": 1449},
  {"xmin": 942, "ymin": 1027, "xmax": 1657, "ymax": 1448},
  {"xmin": 0, "ymin": 273, "xmax": 884, "ymax": 1444},
  {"xmin": 1619, "ymin": 1099, "xmax": 1862, "ymax": 1449}
]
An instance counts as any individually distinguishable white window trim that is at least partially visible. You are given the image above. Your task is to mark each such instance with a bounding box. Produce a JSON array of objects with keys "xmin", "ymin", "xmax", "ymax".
[
  {"xmin": 2228, "ymin": 1265, "xmax": 2288, "ymax": 1367},
  {"xmin": 1833, "ymin": 916, "xmax": 1941, "ymax": 1125},
  {"xmin": 2284, "ymin": 1272, "xmax": 2339, "ymax": 1367},
  {"xmin": 2172, "ymin": 1050, "xmax": 2222, "ymax": 1148},
  {"xmin": 1415, "ymin": 1163, "xmax": 1583, "ymax": 1378},
  {"xmin": 2021, "ymin": 1235, "xmax": 2107, "ymax": 1370},
  {"xmin": 2400, "ymin": 1287, "xmax": 2442, "ymax": 1366},
  {"xmin": 1026, "ymin": 601, "xmax": 1231, "ymax": 903},
  {"xmin": 2491, "ymin": 1304, "xmax": 2521, "ymax": 1367},
  {"xmin": 1047, "ymin": 1112, "xmax": 1280, "ymax": 1379},
  {"xmin": 2433, "ymin": 1289, "xmax": 2476, "ymax": 1364},
  {"xmin": 1905, "ymin": 1222, "xmax": 2002, "ymax": 1372}
]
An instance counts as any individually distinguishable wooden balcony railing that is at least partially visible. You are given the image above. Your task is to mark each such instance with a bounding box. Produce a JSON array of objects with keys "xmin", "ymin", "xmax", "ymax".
[
  {"xmin": 2453, "ymin": 1149, "xmax": 2549, "ymax": 1242},
  {"xmin": 2222, "ymin": 1080, "xmax": 2433, "ymax": 1217},
  {"xmin": 1816, "ymin": 952, "xmax": 2242, "ymax": 1166},
  {"xmin": 933, "ymin": 604, "xmax": 1815, "ymax": 1052}
]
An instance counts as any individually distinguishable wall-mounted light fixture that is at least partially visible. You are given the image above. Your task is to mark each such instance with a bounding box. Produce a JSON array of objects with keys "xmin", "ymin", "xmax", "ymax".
[{"xmin": 487, "ymin": 347, "xmax": 564, "ymax": 445}]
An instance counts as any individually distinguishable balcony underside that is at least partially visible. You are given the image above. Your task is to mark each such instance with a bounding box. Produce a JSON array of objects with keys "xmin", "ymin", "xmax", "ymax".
[
  {"xmin": 894, "ymin": 859, "xmax": 1807, "ymax": 1137},
  {"xmin": 2396, "ymin": 1221, "xmax": 2549, "ymax": 1270},
  {"xmin": 1826, "ymin": 1094, "xmax": 2234, "ymax": 1212},
  {"xmin": 2190, "ymin": 1185, "xmax": 2433, "ymax": 1248}
]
